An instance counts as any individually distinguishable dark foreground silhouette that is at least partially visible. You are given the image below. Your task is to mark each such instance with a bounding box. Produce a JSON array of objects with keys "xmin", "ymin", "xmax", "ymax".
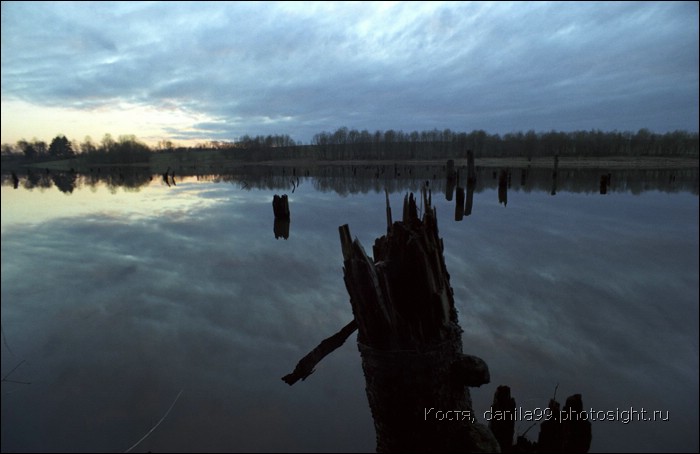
[{"xmin": 283, "ymin": 189, "xmax": 591, "ymax": 452}]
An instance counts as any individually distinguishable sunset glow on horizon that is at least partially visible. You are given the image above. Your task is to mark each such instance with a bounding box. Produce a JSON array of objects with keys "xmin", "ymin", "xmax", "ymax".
[{"xmin": 0, "ymin": 98, "xmax": 220, "ymax": 147}]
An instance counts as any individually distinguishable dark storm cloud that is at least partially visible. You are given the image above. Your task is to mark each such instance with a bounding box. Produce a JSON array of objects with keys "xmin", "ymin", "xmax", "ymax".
[{"xmin": 1, "ymin": 1, "xmax": 698, "ymax": 142}]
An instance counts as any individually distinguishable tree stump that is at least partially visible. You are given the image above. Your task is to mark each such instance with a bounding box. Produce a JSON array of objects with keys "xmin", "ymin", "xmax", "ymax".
[
  {"xmin": 272, "ymin": 194, "xmax": 291, "ymax": 239},
  {"xmin": 282, "ymin": 189, "xmax": 591, "ymax": 453},
  {"xmin": 490, "ymin": 385, "xmax": 517, "ymax": 452},
  {"xmin": 339, "ymin": 190, "xmax": 499, "ymax": 453},
  {"xmin": 272, "ymin": 194, "xmax": 290, "ymax": 220}
]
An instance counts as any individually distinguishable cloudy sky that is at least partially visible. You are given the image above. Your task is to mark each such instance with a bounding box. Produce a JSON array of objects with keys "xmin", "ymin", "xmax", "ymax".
[{"xmin": 1, "ymin": 1, "xmax": 698, "ymax": 146}]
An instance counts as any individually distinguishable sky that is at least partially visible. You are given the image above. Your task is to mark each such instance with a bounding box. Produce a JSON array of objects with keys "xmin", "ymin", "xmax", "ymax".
[{"xmin": 1, "ymin": 1, "xmax": 698, "ymax": 147}]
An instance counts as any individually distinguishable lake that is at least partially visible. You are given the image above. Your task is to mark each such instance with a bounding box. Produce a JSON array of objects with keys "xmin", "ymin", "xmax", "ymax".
[{"xmin": 1, "ymin": 164, "xmax": 698, "ymax": 453}]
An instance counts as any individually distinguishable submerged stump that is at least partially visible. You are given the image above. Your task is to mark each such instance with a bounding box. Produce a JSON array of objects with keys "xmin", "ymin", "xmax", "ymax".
[
  {"xmin": 272, "ymin": 194, "xmax": 291, "ymax": 239},
  {"xmin": 272, "ymin": 194, "xmax": 290, "ymax": 219},
  {"xmin": 282, "ymin": 189, "xmax": 592, "ymax": 453},
  {"xmin": 339, "ymin": 190, "xmax": 498, "ymax": 453}
]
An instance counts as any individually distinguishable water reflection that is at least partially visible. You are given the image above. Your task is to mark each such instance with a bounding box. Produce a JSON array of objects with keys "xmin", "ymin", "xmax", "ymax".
[
  {"xmin": 445, "ymin": 159, "xmax": 457, "ymax": 201},
  {"xmin": 498, "ymin": 169, "xmax": 509, "ymax": 206},
  {"xmin": 6, "ymin": 166, "xmax": 155, "ymax": 193},
  {"xmin": 455, "ymin": 186, "xmax": 465, "ymax": 221},
  {"xmin": 51, "ymin": 169, "xmax": 78, "ymax": 194},
  {"xmin": 552, "ymin": 155, "xmax": 560, "ymax": 196},
  {"xmin": 162, "ymin": 167, "xmax": 176, "ymax": 187},
  {"xmin": 600, "ymin": 173, "xmax": 612, "ymax": 195},
  {"xmin": 2, "ymin": 164, "xmax": 698, "ymax": 198},
  {"xmin": 1, "ymin": 165, "xmax": 698, "ymax": 452},
  {"xmin": 465, "ymin": 182, "xmax": 475, "ymax": 217}
]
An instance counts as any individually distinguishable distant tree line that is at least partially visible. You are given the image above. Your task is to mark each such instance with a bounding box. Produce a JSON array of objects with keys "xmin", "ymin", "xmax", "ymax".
[
  {"xmin": 308, "ymin": 127, "xmax": 699, "ymax": 160},
  {"xmin": 1, "ymin": 133, "xmax": 150, "ymax": 164},
  {"xmin": 237, "ymin": 134, "xmax": 296, "ymax": 149},
  {"xmin": 5, "ymin": 135, "xmax": 76, "ymax": 161},
  {"xmin": 1, "ymin": 128, "xmax": 697, "ymax": 163}
]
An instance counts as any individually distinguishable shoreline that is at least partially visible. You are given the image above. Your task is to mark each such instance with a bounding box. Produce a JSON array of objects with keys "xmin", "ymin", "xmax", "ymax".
[
  {"xmin": 237, "ymin": 156, "xmax": 699, "ymax": 170},
  {"xmin": 2, "ymin": 155, "xmax": 698, "ymax": 173}
]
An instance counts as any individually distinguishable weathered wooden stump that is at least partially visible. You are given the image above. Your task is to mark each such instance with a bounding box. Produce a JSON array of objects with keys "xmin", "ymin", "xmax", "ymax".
[
  {"xmin": 282, "ymin": 190, "xmax": 591, "ymax": 453},
  {"xmin": 272, "ymin": 194, "xmax": 291, "ymax": 239},
  {"xmin": 272, "ymin": 194, "xmax": 290, "ymax": 220},
  {"xmin": 339, "ymin": 190, "xmax": 499, "ymax": 453},
  {"xmin": 537, "ymin": 393, "xmax": 592, "ymax": 453},
  {"xmin": 490, "ymin": 385, "xmax": 517, "ymax": 452},
  {"xmin": 487, "ymin": 385, "xmax": 592, "ymax": 453}
]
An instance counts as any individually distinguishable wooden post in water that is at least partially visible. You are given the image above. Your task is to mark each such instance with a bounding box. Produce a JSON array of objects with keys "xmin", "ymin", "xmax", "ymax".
[
  {"xmin": 488, "ymin": 385, "xmax": 591, "ymax": 452},
  {"xmin": 551, "ymin": 155, "xmax": 559, "ymax": 196},
  {"xmin": 338, "ymin": 190, "xmax": 499, "ymax": 453},
  {"xmin": 489, "ymin": 385, "xmax": 516, "ymax": 451},
  {"xmin": 446, "ymin": 159, "xmax": 457, "ymax": 201},
  {"xmin": 273, "ymin": 194, "xmax": 291, "ymax": 239},
  {"xmin": 466, "ymin": 150, "xmax": 476, "ymax": 186},
  {"xmin": 455, "ymin": 186, "xmax": 465, "ymax": 221},
  {"xmin": 272, "ymin": 194, "xmax": 290, "ymax": 219},
  {"xmin": 465, "ymin": 182, "xmax": 475, "ymax": 216}
]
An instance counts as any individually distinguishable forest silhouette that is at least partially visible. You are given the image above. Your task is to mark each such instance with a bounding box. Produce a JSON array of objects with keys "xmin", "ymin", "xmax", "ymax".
[{"xmin": 2, "ymin": 127, "xmax": 698, "ymax": 165}]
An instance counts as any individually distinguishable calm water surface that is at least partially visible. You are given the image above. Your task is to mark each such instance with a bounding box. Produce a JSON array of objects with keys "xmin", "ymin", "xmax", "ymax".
[{"xmin": 1, "ymin": 167, "xmax": 698, "ymax": 453}]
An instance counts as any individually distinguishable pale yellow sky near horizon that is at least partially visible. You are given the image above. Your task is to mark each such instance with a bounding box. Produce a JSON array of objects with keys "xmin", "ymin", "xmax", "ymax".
[{"xmin": 1, "ymin": 98, "xmax": 215, "ymax": 147}]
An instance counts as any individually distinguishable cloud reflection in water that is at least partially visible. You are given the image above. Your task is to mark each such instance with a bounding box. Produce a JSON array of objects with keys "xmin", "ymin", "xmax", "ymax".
[{"xmin": 1, "ymin": 181, "xmax": 698, "ymax": 452}]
